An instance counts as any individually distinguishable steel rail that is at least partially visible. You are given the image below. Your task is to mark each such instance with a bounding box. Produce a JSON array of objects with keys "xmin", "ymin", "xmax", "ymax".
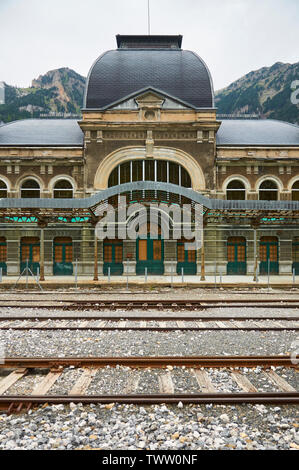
[
  {"xmin": 0, "ymin": 356, "xmax": 297, "ymax": 412},
  {"xmin": 1, "ymin": 392, "xmax": 298, "ymax": 411},
  {"xmin": 0, "ymin": 316, "xmax": 298, "ymax": 321},
  {"xmin": 1, "ymin": 355, "xmax": 296, "ymax": 369},
  {"xmin": 0, "ymin": 325, "xmax": 297, "ymax": 332},
  {"xmin": 1, "ymin": 298, "xmax": 299, "ymax": 303},
  {"xmin": 0, "ymin": 303, "xmax": 299, "ymax": 310},
  {"xmin": 65, "ymin": 299, "xmax": 299, "ymax": 305}
]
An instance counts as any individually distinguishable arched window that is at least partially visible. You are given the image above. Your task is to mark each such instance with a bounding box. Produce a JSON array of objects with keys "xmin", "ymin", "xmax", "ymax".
[
  {"xmin": 21, "ymin": 179, "xmax": 40, "ymax": 198},
  {"xmin": 108, "ymin": 160, "xmax": 191, "ymax": 188},
  {"xmin": 53, "ymin": 179, "xmax": 73, "ymax": 198},
  {"xmin": 259, "ymin": 180, "xmax": 278, "ymax": 201},
  {"xmin": 226, "ymin": 180, "xmax": 246, "ymax": 200},
  {"xmin": 292, "ymin": 181, "xmax": 299, "ymax": 201},
  {"xmin": 0, "ymin": 180, "xmax": 8, "ymax": 198}
]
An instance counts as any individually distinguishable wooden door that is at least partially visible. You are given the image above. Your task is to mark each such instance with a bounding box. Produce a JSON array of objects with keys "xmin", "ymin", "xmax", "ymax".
[
  {"xmin": 259, "ymin": 237, "xmax": 279, "ymax": 275},
  {"xmin": 227, "ymin": 237, "xmax": 247, "ymax": 275}
]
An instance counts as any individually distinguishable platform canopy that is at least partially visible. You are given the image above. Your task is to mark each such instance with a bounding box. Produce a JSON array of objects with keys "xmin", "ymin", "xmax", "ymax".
[{"xmin": 0, "ymin": 181, "xmax": 299, "ymax": 225}]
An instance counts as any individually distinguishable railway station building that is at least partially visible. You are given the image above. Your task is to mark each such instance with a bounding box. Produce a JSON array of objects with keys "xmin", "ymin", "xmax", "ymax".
[{"xmin": 0, "ymin": 35, "xmax": 298, "ymax": 279}]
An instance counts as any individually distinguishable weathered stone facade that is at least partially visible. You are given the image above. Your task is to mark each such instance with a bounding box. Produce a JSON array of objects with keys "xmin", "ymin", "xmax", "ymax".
[{"xmin": 0, "ymin": 35, "xmax": 298, "ymax": 277}]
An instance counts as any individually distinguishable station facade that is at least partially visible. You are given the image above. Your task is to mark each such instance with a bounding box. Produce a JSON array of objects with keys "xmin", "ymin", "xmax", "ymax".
[{"xmin": 0, "ymin": 35, "xmax": 299, "ymax": 278}]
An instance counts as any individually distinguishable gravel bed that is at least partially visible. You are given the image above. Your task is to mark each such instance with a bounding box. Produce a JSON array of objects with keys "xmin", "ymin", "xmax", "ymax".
[
  {"xmin": 0, "ymin": 318, "xmax": 298, "ymax": 329},
  {"xmin": 241, "ymin": 367, "xmax": 299, "ymax": 392},
  {"xmin": 1, "ymin": 287, "xmax": 299, "ymax": 300},
  {"xmin": 0, "ymin": 301, "xmax": 297, "ymax": 450},
  {"xmin": 88, "ymin": 366, "xmax": 135, "ymax": 395},
  {"xmin": 170, "ymin": 367, "xmax": 199, "ymax": 393},
  {"xmin": 207, "ymin": 368, "xmax": 241, "ymax": 393},
  {"xmin": 136, "ymin": 370, "xmax": 161, "ymax": 394},
  {"xmin": 47, "ymin": 367, "xmax": 81, "ymax": 396},
  {"xmin": 243, "ymin": 369, "xmax": 280, "ymax": 392},
  {"xmin": 2, "ymin": 366, "xmax": 295, "ymax": 396},
  {"xmin": 2, "ymin": 371, "xmax": 44, "ymax": 396},
  {"xmin": 0, "ymin": 329, "xmax": 297, "ymax": 357},
  {"xmin": 0, "ymin": 306, "xmax": 299, "ymax": 319},
  {"xmin": 0, "ymin": 402, "xmax": 298, "ymax": 450},
  {"xmin": 272, "ymin": 367, "xmax": 299, "ymax": 390}
]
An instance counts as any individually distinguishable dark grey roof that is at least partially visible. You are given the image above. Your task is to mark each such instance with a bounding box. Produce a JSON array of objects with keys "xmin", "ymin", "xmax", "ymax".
[
  {"xmin": 84, "ymin": 49, "xmax": 214, "ymax": 110},
  {"xmin": 217, "ymin": 119, "xmax": 299, "ymax": 146},
  {"xmin": 0, "ymin": 119, "xmax": 83, "ymax": 146},
  {"xmin": 116, "ymin": 35, "xmax": 183, "ymax": 49},
  {"xmin": 0, "ymin": 181, "xmax": 299, "ymax": 212}
]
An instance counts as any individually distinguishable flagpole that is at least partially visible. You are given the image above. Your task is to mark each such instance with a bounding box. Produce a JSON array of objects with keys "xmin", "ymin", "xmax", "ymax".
[{"xmin": 148, "ymin": 0, "xmax": 150, "ymax": 35}]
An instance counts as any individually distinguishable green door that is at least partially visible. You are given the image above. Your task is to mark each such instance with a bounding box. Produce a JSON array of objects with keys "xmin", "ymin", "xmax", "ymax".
[
  {"xmin": 103, "ymin": 239, "xmax": 123, "ymax": 275},
  {"xmin": 20, "ymin": 237, "xmax": 40, "ymax": 275},
  {"xmin": 259, "ymin": 237, "xmax": 279, "ymax": 275},
  {"xmin": 0, "ymin": 237, "xmax": 7, "ymax": 275},
  {"xmin": 227, "ymin": 237, "xmax": 247, "ymax": 275},
  {"xmin": 136, "ymin": 236, "xmax": 164, "ymax": 275},
  {"xmin": 292, "ymin": 238, "xmax": 299, "ymax": 275},
  {"xmin": 177, "ymin": 240, "xmax": 196, "ymax": 275},
  {"xmin": 53, "ymin": 237, "xmax": 73, "ymax": 275}
]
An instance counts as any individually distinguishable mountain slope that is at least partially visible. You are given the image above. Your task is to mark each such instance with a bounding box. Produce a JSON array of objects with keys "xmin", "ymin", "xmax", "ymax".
[
  {"xmin": 1, "ymin": 61, "xmax": 299, "ymax": 125},
  {"xmin": 0, "ymin": 68, "xmax": 85, "ymax": 123},
  {"xmin": 215, "ymin": 62, "xmax": 299, "ymax": 124}
]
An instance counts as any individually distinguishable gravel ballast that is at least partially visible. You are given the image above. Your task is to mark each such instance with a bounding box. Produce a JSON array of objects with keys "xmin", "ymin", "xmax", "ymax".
[
  {"xmin": 0, "ymin": 329, "xmax": 297, "ymax": 357},
  {"xmin": 0, "ymin": 300, "xmax": 297, "ymax": 450},
  {"xmin": 0, "ymin": 403, "xmax": 298, "ymax": 450}
]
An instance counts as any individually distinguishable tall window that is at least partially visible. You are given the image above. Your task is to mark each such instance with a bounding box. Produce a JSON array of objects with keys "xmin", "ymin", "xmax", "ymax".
[
  {"xmin": 21, "ymin": 179, "xmax": 40, "ymax": 198},
  {"xmin": 259, "ymin": 180, "xmax": 278, "ymax": 201},
  {"xmin": 226, "ymin": 180, "xmax": 246, "ymax": 200},
  {"xmin": 53, "ymin": 180, "xmax": 73, "ymax": 198},
  {"xmin": 292, "ymin": 181, "xmax": 299, "ymax": 201},
  {"xmin": 0, "ymin": 180, "xmax": 7, "ymax": 198}
]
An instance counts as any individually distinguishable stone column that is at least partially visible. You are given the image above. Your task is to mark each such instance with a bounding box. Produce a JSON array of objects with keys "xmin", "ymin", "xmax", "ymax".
[
  {"xmin": 200, "ymin": 228, "xmax": 205, "ymax": 281},
  {"xmin": 80, "ymin": 225, "xmax": 94, "ymax": 275},
  {"xmin": 93, "ymin": 229, "xmax": 98, "ymax": 281},
  {"xmin": 251, "ymin": 219, "xmax": 260, "ymax": 281},
  {"xmin": 253, "ymin": 228, "xmax": 258, "ymax": 281},
  {"xmin": 197, "ymin": 218, "xmax": 207, "ymax": 280},
  {"xmin": 98, "ymin": 240, "xmax": 103, "ymax": 276}
]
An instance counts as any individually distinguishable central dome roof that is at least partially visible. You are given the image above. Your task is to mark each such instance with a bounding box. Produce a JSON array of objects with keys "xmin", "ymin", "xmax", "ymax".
[{"xmin": 84, "ymin": 35, "xmax": 214, "ymax": 110}]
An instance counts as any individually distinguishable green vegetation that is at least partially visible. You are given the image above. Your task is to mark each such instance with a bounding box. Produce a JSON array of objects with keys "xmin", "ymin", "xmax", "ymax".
[
  {"xmin": 0, "ymin": 68, "xmax": 85, "ymax": 123},
  {"xmin": 215, "ymin": 62, "xmax": 299, "ymax": 124}
]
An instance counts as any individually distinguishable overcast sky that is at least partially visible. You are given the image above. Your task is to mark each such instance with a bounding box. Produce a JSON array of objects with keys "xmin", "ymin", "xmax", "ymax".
[{"xmin": 0, "ymin": 0, "xmax": 298, "ymax": 91}]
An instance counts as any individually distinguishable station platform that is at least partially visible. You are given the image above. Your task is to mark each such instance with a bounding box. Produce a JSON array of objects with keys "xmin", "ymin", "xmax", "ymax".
[{"xmin": 0, "ymin": 274, "xmax": 298, "ymax": 289}]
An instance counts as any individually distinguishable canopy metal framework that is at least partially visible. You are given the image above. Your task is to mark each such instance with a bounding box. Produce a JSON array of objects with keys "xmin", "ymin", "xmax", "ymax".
[
  {"xmin": 0, "ymin": 181, "xmax": 298, "ymax": 282},
  {"xmin": 0, "ymin": 181, "xmax": 298, "ymax": 223}
]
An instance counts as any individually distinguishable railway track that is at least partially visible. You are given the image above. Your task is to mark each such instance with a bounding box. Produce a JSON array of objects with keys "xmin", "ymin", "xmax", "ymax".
[
  {"xmin": 0, "ymin": 298, "xmax": 299, "ymax": 310},
  {"xmin": 0, "ymin": 356, "xmax": 298, "ymax": 413},
  {"xmin": 0, "ymin": 318, "xmax": 298, "ymax": 331}
]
